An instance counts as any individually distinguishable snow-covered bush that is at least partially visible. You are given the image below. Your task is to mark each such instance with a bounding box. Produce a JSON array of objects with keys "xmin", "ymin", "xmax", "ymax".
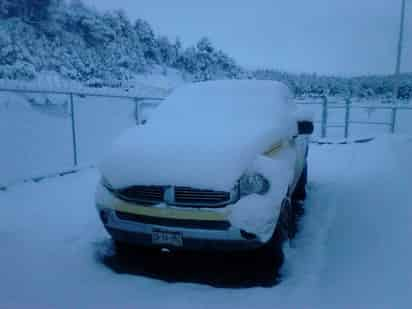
[{"xmin": 0, "ymin": 0, "xmax": 246, "ymax": 87}]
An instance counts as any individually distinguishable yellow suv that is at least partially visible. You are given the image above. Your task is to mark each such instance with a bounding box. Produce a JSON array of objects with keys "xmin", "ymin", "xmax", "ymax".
[{"xmin": 96, "ymin": 80, "xmax": 313, "ymax": 264}]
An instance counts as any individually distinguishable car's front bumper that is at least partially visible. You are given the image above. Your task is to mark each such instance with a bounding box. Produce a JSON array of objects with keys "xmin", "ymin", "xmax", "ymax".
[
  {"xmin": 99, "ymin": 208, "xmax": 263, "ymax": 251},
  {"xmin": 95, "ymin": 182, "xmax": 272, "ymax": 251}
]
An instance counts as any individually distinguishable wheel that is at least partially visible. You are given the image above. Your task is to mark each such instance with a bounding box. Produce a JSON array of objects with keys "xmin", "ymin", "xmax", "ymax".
[
  {"xmin": 255, "ymin": 199, "xmax": 290, "ymax": 270},
  {"xmin": 290, "ymin": 164, "xmax": 307, "ymax": 238},
  {"xmin": 292, "ymin": 164, "xmax": 307, "ymax": 203}
]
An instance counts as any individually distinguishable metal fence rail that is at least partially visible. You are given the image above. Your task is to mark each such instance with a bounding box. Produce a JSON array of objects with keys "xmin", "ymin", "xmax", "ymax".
[{"xmin": 296, "ymin": 96, "xmax": 412, "ymax": 139}]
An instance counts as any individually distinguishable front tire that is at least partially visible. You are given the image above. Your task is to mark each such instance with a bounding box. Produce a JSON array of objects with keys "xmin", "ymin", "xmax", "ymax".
[
  {"xmin": 256, "ymin": 199, "xmax": 290, "ymax": 270},
  {"xmin": 290, "ymin": 164, "xmax": 308, "ymax": 238},
  {"xmin": 292, "ymin": 164, "xmax": 308, "ymax": 202}
]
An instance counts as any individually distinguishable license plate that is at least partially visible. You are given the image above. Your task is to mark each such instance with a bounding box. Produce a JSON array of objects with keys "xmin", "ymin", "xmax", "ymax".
[{"xmin": 152, "ymin": 229, "xmax": 183, "ymax": 247}]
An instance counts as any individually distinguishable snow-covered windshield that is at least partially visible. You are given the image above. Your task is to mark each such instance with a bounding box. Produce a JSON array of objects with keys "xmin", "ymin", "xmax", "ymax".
[{"xmin": 148, "ymin": 80, "xmax": 296, "ymax": 129}]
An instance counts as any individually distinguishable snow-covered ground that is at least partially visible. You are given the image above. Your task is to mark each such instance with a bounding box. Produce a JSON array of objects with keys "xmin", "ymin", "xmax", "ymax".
[{"xmin": 1, "ymin": 135, "xmax": 411, "ymax": 308}]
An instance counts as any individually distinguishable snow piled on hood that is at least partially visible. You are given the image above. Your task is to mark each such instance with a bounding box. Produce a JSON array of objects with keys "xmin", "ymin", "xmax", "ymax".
[{"xmin": 100, "ymin": 80, "xmax": 297, "ymax": 191}]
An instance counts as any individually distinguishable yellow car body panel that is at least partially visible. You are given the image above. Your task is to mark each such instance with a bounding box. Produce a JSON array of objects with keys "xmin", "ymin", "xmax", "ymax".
[
  {"xmin": 99, "ymin": 199, "xmax": 229, "ymax": 222},
  {"xmin": 263, "ymin": 141, "xmax": 283, "ymax": 157}
]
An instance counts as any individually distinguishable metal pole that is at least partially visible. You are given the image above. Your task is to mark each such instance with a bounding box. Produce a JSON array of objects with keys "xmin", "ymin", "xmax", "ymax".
[
  {"xmin": 391, "ymin": 107, "xmax": 398, "ymax": 133},
  {"xmin": 69, "ymin": 93, "xmax": 78, "ymax": 166},
  {"xmin": 394, "ymin": 0, "xmax": 406, "ymax": 101},
  {"xmin": 321, "ymin": 96, "xmax": 328, "ymax": 138},
  {"xmin": 344, "ymin": 98, "xmax": 351, "ymax": 139}
]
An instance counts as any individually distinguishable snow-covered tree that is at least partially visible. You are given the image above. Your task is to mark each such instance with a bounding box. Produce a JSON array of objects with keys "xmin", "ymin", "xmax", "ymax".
[
  {"xmin": 0, "ymin": 0, "xmax": 410, "ymax": 96},
  {"xmin": 134, "ymin": 18, "xmax": 159, "ymax": 64}
]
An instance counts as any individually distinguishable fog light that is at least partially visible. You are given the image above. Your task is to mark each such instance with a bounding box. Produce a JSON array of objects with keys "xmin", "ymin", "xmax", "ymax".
[
  {"xmin": 100, "ymin": 210, "xmax": 109, "ymax": 225},
  {"xmin": 240, "ymin": 229, "xmax": 257, "ymax": 240}
]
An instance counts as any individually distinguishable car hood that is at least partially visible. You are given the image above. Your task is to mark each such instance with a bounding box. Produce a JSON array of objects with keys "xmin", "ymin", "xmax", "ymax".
[{"xmin": 99, "ymin": 80, "xmax": 297, "ymax": 191}]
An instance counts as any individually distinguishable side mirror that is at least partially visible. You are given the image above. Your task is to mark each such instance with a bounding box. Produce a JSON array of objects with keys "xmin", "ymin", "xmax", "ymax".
[{"xmin": 297, "ymin": 120, "xmax": 314, "ymax": 135}]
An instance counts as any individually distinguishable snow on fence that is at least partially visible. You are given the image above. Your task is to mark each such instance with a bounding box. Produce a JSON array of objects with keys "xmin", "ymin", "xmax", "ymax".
[{"xmin": 1, "ymin": 87, "xmax": 411, "ymax": 189}]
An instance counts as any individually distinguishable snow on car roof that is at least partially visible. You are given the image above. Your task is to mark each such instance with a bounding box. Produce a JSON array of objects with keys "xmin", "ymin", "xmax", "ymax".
[
  {"xmin": 149, "ymin": 79, "xmax": 294, "ymax": 127},
  {"xmin": 100, "ymin": 80, "xmax": 298, "ymax": 191}
]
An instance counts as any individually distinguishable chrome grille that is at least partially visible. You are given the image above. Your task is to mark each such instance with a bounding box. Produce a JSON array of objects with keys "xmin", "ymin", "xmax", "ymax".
[
  {"xmin": 114, "ymin": 186, "xmax": 165, "ymax": 204},
  {"xmin": 174, "ymin": 186, "xmax": 231, "ymax": 207},
  {"xmin": 106, "ymin": 183, "xmax": 236, "ymax": 207}
]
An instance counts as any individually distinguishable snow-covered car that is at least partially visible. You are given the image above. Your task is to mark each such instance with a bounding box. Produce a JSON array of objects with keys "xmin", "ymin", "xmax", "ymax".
[{"xmin": 96, "ymin": 80, "xmax": 313, "ymax": 263}]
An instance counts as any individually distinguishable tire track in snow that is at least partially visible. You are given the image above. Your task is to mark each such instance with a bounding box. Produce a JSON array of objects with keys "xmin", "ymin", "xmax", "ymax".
[{"xmin": 279, "ymin": 144, "xmax": 357, "ymax": 304}]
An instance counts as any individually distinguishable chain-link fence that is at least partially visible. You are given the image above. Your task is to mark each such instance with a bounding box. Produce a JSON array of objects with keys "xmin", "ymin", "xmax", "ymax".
[
  {"xmin": 0, "ymin": 87, "xmax": 162, "ymax": 189},
  {"xmin": 296, "ymin": 96, "xmax": 412, "ymax": 140},
  {"xmin": 1, "ymin": 88, "xmax": 411, "ymax": 189}
]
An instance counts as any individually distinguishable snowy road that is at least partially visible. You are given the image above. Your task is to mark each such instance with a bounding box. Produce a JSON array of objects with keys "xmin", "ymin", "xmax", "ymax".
[{"xmin": 1, "ymin": 136, "xmax": 412, "ymax": 308}]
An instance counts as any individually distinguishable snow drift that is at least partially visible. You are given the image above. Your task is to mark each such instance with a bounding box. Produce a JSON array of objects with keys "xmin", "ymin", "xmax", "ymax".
[{"xmin": 100, "ymin": 80, "xmax": 297, "ymax": 191}]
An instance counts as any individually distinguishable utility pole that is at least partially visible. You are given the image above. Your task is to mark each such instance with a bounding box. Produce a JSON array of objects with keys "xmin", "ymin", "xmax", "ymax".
[{"xmin": 394, "ymin": 0, "xmax": 406, "ymax": 101}]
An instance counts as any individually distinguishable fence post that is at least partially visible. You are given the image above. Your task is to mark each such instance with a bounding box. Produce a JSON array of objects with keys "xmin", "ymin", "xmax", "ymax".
[
  {"xmin": 69, "ymin": 93, "xmax": 78, "ymax": 166},
  {"xmin": 390, "ymin": 106, "xmax": 397, "ymax": 134},
  {"xmin": 344, "ymin": 98, "xmax": 351, "ymax": 139},
  {"xmin": 134, "ymin": 98, "xmax": 141, "ymax": 125},
  {"xmin": 321, "ymin": 96, "xmax": 328, "ymax": 138}
]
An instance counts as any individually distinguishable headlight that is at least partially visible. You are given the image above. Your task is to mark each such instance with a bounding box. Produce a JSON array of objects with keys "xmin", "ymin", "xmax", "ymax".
[{"xmin": 238, "ymin": 173, "xmax": 270, "ymax": 196}]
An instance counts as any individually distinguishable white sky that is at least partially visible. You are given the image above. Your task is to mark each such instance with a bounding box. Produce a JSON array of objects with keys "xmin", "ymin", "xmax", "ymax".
[{"xmin": 83, "ymin": 0, "xmax": 412, "ymax": 75}]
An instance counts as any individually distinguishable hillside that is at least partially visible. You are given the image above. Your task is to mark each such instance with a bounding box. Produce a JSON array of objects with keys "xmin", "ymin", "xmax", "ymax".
[
  {"xmin": 253, "ymin": 69, "xmax": 412, "ymax": 100},
  {"xmin": 0, "ymin": 0, "xmax": 243, "ymax": 88},
  {"xmin": 0, "ymin": 0, "xmax": 411, "ymax": 99}
]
